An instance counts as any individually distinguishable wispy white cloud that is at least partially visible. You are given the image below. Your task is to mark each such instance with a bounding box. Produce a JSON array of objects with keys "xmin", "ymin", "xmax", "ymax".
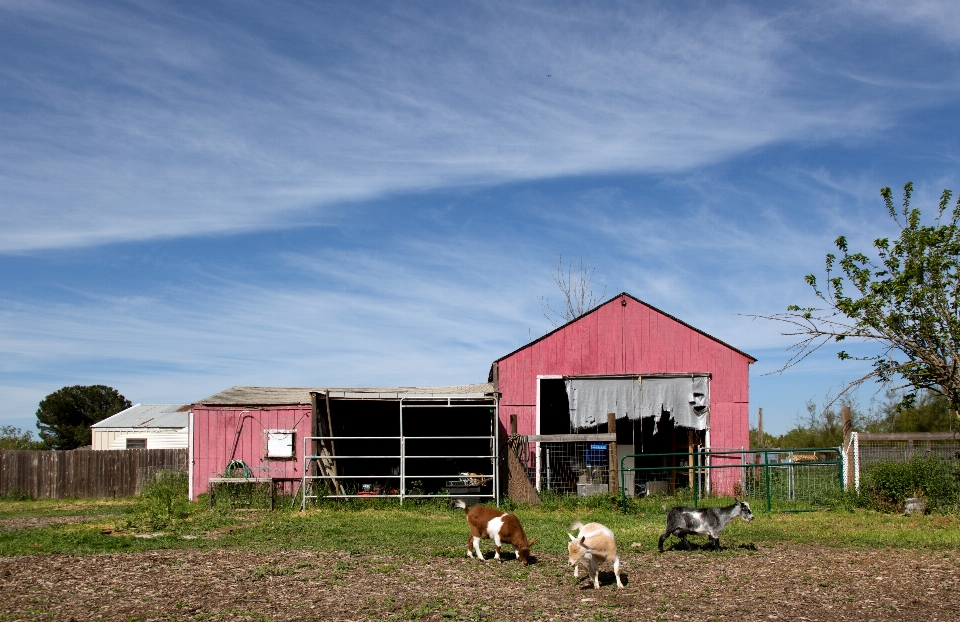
[{"xmin": 1, "ymin": 1, "xmax": 950, "ymax": 252}]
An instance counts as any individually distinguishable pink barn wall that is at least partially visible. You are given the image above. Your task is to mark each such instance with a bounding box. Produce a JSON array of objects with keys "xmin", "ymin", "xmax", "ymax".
[
  {"xmin": 494, "ymin": 294, "xmax": 753, "ymax": 494},
  {"xmin": 191, "ymin": 406, "xmax": 312, "ymax": 501}
]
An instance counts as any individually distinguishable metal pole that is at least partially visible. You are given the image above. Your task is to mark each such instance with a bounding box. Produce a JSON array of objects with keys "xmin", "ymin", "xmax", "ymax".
[
  {"xmin": 400, "ymin": 398, "xmax": 405, "ymax": 505},
  {"xmin": 493, "ymin": 400, "xmax": 500, "ymax": 506}
]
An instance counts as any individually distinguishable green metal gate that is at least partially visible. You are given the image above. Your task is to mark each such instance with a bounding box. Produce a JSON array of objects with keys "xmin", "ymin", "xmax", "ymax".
[{"xmin": 620, "ymin": 447, "xmax": 843, "ymax": 512}]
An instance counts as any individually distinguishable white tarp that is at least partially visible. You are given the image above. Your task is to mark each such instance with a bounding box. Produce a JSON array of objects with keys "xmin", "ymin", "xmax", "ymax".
[{"xmin": 566, "ymin": 376, "xmax": 709, "ymax": 431}]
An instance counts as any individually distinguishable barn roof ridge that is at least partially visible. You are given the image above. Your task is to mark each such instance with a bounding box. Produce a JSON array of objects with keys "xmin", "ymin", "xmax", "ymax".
[{"xmin": 491, "ymin": 292, "xmax": 757, "ymax": 372}]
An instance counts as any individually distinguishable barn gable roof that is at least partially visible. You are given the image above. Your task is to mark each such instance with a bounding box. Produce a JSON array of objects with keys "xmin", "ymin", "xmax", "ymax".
[{"xmin": 490, "ymin": 292, "xmax": 756, "ymax": 379}]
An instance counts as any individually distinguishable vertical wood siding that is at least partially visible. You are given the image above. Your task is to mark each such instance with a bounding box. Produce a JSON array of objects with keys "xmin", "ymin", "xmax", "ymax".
[
  {"xmin": 191, "ymin": 406, "xmax": 311, "ymax": 500},
  {"xmin": 496, "ymin": 295, "xmax": 753, "ymax": 462},
  {"xmin": 0, "ymin": 449, "xmax": 187, "ymax": 499}
]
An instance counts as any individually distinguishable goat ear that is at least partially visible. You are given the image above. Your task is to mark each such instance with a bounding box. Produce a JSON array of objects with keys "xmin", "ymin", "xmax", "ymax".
[
  {"xmin": 578, "ymin": 536, "xmax": 586, "ymax": 546},
  {"xmin": 568, "ymin": 533, "xmax": 576, "ymax": 541},
  {"xmin": 528, "ymin": 537, "xmax": 537, "ymax": 547}
]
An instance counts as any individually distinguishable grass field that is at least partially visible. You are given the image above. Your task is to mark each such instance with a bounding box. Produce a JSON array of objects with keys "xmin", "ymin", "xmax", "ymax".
[
  {"xmin": 1, "ymin": 493, "xmax": 958, "ymax": 557},
  {"xmin": 2, "ymin": 494, "xmax": 959, "ymax": 621}
]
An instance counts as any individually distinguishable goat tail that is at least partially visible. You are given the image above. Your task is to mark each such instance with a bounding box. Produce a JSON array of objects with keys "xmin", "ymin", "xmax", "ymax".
[
  {"xmin": 569, "ymin": 521, "xmax": 584, "ymax": 533},
  {"xmin": 453, "ymin": 498, "xmax": 468, "ymax": 511}
]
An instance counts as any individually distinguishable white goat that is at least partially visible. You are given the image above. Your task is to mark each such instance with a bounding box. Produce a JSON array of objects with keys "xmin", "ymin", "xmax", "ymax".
[{"xmin": 567, "ymin": 521, "xmax": 623, "ymax": 589}]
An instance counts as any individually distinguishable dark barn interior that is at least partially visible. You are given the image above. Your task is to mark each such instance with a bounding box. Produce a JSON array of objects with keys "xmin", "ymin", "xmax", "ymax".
[{"xmin": 315, "ymin": 394, "xmax": 497, "ymax": 497}]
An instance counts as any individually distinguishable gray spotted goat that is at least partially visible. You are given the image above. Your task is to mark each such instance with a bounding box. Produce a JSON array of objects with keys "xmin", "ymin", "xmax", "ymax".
[{"xmin": 658, "ymin": 500, "xmax": 754, "ymax": 552}]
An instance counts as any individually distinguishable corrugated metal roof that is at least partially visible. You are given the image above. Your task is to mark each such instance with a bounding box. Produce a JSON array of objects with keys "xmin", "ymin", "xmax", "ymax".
[
  {"xmin": 319, "ymin": 384, "xmax": 496, "ymax": 399},
  {"xmin": 196, "ymin": 384, "xmax": 496, "ymax": 405},
  {"xmin": 92, "ymin": 404, "xmax": 189, "ymax": 429}
]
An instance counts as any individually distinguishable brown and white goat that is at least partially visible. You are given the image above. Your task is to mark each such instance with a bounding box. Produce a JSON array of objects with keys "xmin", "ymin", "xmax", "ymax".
[
  {"xmin": 567, "ymin": 521, "xmax": 623, "ymax": 589},
  {"xmin": 454, "ymin": 499, "xmax": 535, "ymax": 564}
]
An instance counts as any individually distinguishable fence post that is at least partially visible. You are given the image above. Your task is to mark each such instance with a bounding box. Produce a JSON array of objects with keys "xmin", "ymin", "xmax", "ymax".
[
  {"xmin": 841, "ymin": 406, "xmax": 853, "ymax": 491},
  {"xmin": 764, "ymin": 450, "xmax": 772, "ymax": 512},
  {"xmin": 607, "ymin": 413, "xmax": 618, "ymax": 495}
]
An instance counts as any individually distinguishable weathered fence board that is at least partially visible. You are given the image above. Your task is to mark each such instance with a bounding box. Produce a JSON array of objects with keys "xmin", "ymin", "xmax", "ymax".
[{"xmin": 0, "ymin": 449, "xmax": 187, "ymax": 499}]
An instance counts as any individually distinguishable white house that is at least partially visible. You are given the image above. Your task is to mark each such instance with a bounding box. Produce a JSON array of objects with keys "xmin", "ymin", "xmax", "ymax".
[{"xmin": 91, "ymin": 403, "xmax": 189, "ymax": 450}]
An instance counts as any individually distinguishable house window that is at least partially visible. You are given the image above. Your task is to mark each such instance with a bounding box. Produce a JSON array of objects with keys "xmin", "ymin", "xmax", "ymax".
[
  {"xmin": 265, "ymin": 430, "xmax": 295, "ymax": 459},
  {"xmin": 126, "ymin": 438, "xmax": 147, "ymax": 449}
]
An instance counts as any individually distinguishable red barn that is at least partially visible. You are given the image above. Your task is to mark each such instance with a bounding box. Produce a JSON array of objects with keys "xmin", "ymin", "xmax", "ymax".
[{"xmin": 491, "ymin": 292, "xmax": 755, "ymax": 496}]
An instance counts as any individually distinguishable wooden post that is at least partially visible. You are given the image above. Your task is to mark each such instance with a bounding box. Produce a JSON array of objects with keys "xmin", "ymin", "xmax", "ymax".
[
  {"xmin": 607, "ymin": 413, "xmax": 618, "ymax": 495},
  {"xmin": 688, "ymin": 430, "xmax": 695, "ymax": 488},
  {"xmin": 510, "ymin": 414, "xmax": 518, "ymax": 436},
  {"xmin": 758, "ymin": 407, "xmax": 764, "ymax": 447},
  {"xmin": 841, "ymin": 405, "xmax": 853, "ymax": 489},
  {"xmin": 312, "ymin": 392, "xmax": 343, "ymax": 496}
]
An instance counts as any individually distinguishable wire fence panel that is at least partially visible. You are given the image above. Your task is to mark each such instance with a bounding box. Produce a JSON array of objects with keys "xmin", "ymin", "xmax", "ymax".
[
  {"xmin": 858, "ymin": 438, "xmax": 960, "ymax": 467},
  {"xmin": 513, "ymin": 436, "xmax": 615, "ymax": 496},
  {"xmin": 620, "ymin": 448, "xmax": 843, "ymax": 512},
  {"xmin": 846, "ymin": 433, "xmax": 960, "ymax": 492}
]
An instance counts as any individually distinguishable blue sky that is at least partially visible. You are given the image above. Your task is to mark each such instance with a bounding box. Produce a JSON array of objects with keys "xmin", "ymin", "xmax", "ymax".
[{"xmin": 2, "ymin": 0, "xmax": 960, "ymax": 436}]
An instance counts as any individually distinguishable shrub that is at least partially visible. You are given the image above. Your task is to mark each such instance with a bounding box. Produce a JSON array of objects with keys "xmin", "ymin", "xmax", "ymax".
[{"xmin": 862, "ymin": 456, "xmax": 960, "ymax": 512}]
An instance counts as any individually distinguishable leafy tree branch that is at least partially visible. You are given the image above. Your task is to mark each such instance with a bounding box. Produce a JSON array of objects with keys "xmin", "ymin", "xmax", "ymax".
[{"xmin": 753, "ymin": 182, "xmax": 960, "ymax": 413}]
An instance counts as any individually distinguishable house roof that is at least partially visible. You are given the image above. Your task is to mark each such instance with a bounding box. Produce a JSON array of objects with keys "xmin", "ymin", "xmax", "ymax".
[
  {"xmin": 91, "ymin": 404, "xmax": 189, "ymax": 429},
  {"xmin": 196, "ymin": 384, "xmax": 496, "ymax": 406},
  {"xmin": 490, "ymin": 292, "xmax": 756, "ymax": 379}
]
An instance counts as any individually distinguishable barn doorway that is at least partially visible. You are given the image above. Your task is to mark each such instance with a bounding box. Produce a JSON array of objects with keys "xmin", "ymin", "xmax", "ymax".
[{"xmin": 534, "ymin": 375, "xmax": 709, "ymax": 496}]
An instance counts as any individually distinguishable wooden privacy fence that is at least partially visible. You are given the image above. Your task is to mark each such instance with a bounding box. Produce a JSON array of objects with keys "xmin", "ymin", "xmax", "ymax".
[{"xmin": 0, "ymin": 449, "xmax": 188, "ymax": 499}]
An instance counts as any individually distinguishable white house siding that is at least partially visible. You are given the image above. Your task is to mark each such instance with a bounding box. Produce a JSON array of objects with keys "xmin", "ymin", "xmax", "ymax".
[{"xmin": 97, "ymin": 429, "xmax": 189, "ymax": 450}]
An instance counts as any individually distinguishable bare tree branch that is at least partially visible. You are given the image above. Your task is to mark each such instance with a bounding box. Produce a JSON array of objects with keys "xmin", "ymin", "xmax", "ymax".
[{"xmin": 538, "ymin": 254, "xmax": 607, "ymax": 327}]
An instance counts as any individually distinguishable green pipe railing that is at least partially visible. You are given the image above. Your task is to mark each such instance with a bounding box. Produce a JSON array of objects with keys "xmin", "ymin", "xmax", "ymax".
[{"xmin": 619, "ymin": 447, "xmax": 843, "ymax": 513}]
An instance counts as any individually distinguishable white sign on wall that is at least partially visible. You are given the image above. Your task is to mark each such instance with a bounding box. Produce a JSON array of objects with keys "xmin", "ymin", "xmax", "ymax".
[{"xmin": 265, "ymin": 429, "xmax": 295, "ymax": 459}]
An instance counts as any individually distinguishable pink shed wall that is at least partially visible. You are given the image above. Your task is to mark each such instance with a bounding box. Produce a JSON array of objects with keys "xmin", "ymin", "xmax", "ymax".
[
  {"xmin": 191, "ymin": 406, "xmax": 311, "ymax": 501},
  {"xmin": 495, "ymin": 294, "xmax": 753, "ymax": 449}
]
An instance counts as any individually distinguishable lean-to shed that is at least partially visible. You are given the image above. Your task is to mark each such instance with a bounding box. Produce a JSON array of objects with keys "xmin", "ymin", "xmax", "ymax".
[
  {"xmin": 189, "ymin": 384, "xmax": 499, "ymax": 502},
  {"xmin": 491, "ymin": 292, "xmax": 755, "ymax": 496}
]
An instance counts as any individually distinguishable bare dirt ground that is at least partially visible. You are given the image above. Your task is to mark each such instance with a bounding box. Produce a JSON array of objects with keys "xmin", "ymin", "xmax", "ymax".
[
  {"xmin": 1, "ymin": 542, "xmax": 958, "ymax": 621},
  {"xmin": 0, "ymin": 516, "xmax": 108, "ymax": 531}
]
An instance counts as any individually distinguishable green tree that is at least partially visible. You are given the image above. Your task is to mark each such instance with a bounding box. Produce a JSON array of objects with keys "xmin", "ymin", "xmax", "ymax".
[
  {"xmin": 863, "ymin": 390, "xmax": 955, "ymax": 433},
  {"xmin": 0, "ymin": 425, "xmax": 43, "ymax": 450},
  {"xmin": 749, "ymin": 427, "xmax": 778, "ymax": 448},
  {"xmin": 759, "ymin": 183, "xmax": 960, "ymax": 416},
  {"xmin": 777, "ymin": 398, "xmax": 858, "ymax": 448},
  {"xmin": 36, "ymin": 385, "xmax": 131, "ymax": 450}
]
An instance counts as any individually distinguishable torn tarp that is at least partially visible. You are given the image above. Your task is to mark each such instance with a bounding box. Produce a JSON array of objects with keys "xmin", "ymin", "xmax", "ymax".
[
  {"xmin": 566, "ymin": 375, "xmax": 709, "ymax": 431},
  {"xmin": 565, "ymin": 377, "xmax": 639, "ymax": 428}
]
